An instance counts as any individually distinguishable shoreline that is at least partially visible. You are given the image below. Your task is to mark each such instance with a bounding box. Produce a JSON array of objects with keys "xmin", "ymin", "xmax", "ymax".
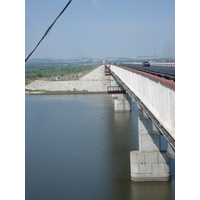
[
  {"xmin": 25, "ymin": 65, "xmax": 111, "ymax": 94},
  {"xmin": 25, "ymin": 90, "xmax": 108, "ymax": 95}
]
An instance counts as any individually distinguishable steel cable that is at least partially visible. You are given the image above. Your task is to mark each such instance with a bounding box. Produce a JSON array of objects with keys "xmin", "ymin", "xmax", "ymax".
[{"xmin": 25, "ymin": 0, "xmax": 73, "ymax": 62}]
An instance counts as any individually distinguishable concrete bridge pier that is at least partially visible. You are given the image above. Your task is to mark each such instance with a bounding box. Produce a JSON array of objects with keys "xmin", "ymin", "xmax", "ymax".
[
  {"xmin": 130, "ymin": 109, "xmax": 171, "ymax": 181},
  {"xmin": 113, "ymin": 94, "xmax": 131, "ymax": 112}
]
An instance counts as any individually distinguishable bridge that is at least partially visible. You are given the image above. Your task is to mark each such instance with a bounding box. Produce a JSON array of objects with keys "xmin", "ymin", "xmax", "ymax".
[
  {"xmin": 25, "ymin": 62, "xmax": 175, "ymax": 182},
  {"xmin": 105, "ymin": 63, "xmax": 175, "ymax": 181}
]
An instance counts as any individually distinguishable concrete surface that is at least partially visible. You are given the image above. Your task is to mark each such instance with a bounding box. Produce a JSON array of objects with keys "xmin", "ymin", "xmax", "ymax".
[
  {"xmin": 138, "ymin": 110, "xmax": 161, "ymax": 152},
  {"xmin": 130, "ymin": 151, "xmax": 171, "ymax": 181},
  {"xmin": 110, "ymin": 64, "xmax": 175, "ymax": 140},
  {"xmin": 130, "ymin": 109, "xmax": 171, "ymax": 181},
  {"xmin": 114, "ymin": 94, "xmax": 131, "ymax": 112},
  {"xmin": 25, "ymin": 65, "xmax": 112, "ymax": 93}
]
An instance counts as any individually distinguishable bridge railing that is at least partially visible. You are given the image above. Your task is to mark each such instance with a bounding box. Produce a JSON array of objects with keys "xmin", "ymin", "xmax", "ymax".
[
  {"xmin": 149, "ymin": 61, "xmax": 175, "ymax": 68},
  {"xmin": 107, "ymin": 86, "xmax": 126, "ymax": 94}
]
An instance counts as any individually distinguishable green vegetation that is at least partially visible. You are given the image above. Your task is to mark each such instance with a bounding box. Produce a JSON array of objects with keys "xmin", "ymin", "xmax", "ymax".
[{"xmin": 25, "ymin": 64, "xmax": 97, "ymax": 85}]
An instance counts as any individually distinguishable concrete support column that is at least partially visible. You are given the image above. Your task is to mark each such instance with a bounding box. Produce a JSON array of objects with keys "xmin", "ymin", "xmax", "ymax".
[
  {"xmin": 130, "ymin": 110, "xmax": 171, "ymax": 181},
  {"xmin": 114, "ymin": 94, "xmax": 131, "ymax": 112}
]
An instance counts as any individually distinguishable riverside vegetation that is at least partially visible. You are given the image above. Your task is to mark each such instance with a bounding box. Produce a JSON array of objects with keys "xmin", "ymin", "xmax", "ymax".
[{"xmin": 25, "ymin": 64, "xmax": 98, "ymax": 85}]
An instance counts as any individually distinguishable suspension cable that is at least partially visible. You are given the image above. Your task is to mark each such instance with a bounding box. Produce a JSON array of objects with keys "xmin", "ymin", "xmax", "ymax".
[{"xmin": 25, "ymin": 0, "xmax": 73, "ymax": 62}]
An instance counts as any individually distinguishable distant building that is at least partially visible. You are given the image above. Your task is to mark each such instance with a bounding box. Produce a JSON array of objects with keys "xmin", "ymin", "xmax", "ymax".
[{"xmin": 55, "ymin": 76, "xmax": 61, "ymax": 81}]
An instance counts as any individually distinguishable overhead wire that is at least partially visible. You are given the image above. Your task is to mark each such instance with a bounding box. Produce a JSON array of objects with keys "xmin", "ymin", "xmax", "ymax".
[{"xmin": 25, "ymin": 0, "xmax": 73, "ymax": 62}]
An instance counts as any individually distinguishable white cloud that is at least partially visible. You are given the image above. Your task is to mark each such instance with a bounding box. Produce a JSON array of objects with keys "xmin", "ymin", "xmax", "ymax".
[{"xmin": 91, "ymin": 0, "xmax": 104, "ymax": 13}]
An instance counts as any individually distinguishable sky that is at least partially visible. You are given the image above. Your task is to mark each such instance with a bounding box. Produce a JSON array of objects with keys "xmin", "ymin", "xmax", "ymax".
[{"xmin": 25, "ymin": 0, "xmax": 175, "ymax": 59}]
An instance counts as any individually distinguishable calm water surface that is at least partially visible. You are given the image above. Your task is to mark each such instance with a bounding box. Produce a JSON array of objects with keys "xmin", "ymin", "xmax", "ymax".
[{"xmin": 25, "ymin": 94, "xmax": 175, "ymax": 200}]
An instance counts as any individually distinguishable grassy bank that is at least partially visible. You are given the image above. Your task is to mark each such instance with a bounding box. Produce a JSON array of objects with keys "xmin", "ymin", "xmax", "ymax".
[{"xmin": 25, "ymin": 64, "xmax": 98, "ymax": 85}]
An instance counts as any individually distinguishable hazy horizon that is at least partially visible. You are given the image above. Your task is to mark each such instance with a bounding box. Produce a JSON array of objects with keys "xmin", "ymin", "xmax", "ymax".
[{"xmin": 25, "ymin": 0, "xmax": 175, "ymax": 60}]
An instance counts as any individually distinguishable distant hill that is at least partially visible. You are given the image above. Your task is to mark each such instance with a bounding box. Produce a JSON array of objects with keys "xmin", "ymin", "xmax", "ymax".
[{"xmin": 25, "ymin": 56, "xmax": 175, "ymax": 66}]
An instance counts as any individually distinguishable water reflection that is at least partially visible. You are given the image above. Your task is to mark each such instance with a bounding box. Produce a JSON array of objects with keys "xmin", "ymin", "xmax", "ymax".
[{"xmin": 25, "ymin": 94, "xmax": 175, "ymax": 200}]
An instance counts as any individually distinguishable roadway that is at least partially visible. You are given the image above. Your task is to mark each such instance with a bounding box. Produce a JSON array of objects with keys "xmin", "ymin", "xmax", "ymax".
[{"xmin": 116, "ymin": 63, "xmax": 175, "ymax": 80}]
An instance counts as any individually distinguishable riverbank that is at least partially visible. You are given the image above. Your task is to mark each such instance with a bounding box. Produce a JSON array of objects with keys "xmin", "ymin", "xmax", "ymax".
[
  {"xmin": 25, "ymin": 65, "xmax": 113, "ymax": 94},
  {"xmin": 25, "ymin": 89, "xmax": 107, "ymax": 95}
]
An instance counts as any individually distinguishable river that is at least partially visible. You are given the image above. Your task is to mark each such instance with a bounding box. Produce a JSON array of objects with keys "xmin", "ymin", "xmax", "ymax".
[{"xmin": 25, "ymin": 93, "xmax": 175, "ymax": 200}]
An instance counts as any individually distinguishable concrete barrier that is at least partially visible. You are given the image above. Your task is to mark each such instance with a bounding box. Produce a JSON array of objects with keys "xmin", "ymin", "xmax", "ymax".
[
  {"xmin": 110, "ymin": 65, "xmax": 175, "ymax": 140},
  {"xmin": 149, "ymin": 61, "xmax": 175, "ymax": 68}
]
